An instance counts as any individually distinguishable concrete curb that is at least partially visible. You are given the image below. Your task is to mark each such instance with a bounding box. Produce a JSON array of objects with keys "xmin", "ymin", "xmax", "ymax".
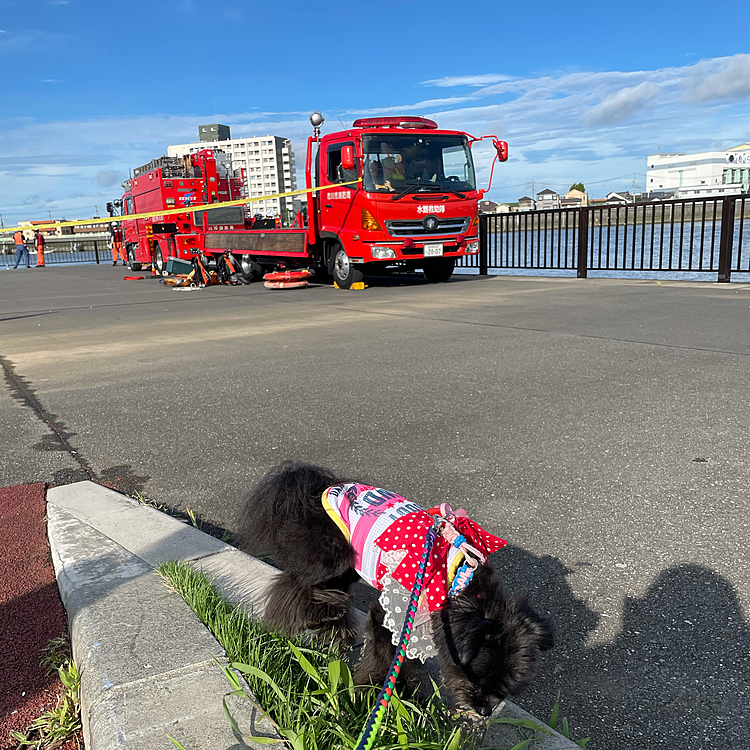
[{"xmin": 47, "ymin": 481, "xmax": 579, "ymax": 750}]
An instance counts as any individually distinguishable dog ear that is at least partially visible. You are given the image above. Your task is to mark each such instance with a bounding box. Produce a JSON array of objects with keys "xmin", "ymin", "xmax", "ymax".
[
  {"xmin": 443, "ymin": 566, "xmax": 497, "ymax": 664},
  {"xmin": 454, "ymin": 614, "xmax": 493, "ymax": 666}
]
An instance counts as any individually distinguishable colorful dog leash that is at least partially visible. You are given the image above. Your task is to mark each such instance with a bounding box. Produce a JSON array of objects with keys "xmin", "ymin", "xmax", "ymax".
[
  {"xmin": 354, "ymin": 521, "xmax": 439, "ymax": 750},
  {"xmin": 354, "ymin": 503, "xmax": 488, "ymax": 750}
]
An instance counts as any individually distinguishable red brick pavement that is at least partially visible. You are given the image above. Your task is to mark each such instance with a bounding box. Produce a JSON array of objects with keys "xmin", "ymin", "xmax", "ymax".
[{"xmin": 0, "ymin": 483, "xmax": 79, "ymax": 749}]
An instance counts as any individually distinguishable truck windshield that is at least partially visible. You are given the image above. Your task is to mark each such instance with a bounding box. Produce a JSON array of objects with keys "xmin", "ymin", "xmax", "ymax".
[{"xmin": 362, "ymin": 134, "xmax": 476, "ymax": 194}]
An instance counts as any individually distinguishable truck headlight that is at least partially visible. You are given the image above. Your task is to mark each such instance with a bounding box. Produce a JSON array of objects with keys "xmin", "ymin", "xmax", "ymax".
[
  {"xmin": 371, "ymin": 246, "xmax": 397, "ymax": 259},
  {"xmin": 466, "ymin": 241, "xmax": 479, "ymax": 254}
]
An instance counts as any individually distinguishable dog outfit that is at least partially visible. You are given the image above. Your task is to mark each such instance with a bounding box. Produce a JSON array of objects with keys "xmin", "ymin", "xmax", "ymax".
[{"xmin": 322, "ymin": 483, "xmax": 506, "ymax": 661}]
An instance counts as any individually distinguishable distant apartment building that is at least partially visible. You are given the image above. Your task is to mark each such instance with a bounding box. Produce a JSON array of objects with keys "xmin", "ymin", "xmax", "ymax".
[
  {"xmin": 536, "ymin": 189, "xmax": 560, "ymax": 210},
  {"xmin": 168, "ymin": 124, "xmax": 297, "ymax": 219},
  {"xmin": 647, "ymin": 143, "xmax": 750, "ymax": 199}
]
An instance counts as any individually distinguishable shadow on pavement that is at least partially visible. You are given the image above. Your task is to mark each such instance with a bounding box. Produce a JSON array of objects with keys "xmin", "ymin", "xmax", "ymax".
[{"xmin": 490, "ymin": 546, "xmax": 750, "ymax": 748}]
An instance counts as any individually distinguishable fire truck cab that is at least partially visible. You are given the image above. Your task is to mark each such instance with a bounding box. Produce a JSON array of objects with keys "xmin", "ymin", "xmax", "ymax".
[{"xmin": 310, "ymin": 116, "xmax": 492, "ymax": 287}]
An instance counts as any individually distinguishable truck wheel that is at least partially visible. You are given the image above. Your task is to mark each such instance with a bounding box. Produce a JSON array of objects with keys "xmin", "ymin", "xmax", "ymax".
[
  {"xmin": 422, "ymin": 257, "xmax": 455, "ymax": 283},
  {"xmin": 332, "ymin": 246, "xmax": 363, "ymax": 289},
  {"xmin": 126, "ymin": 244, "xmax": 141, "ymax": 271},
  {"xmin": 236, "ymin": 255, "xmax": 262, "ymax": 284},
  {"xmin": 154, "ymin": 243, "xmax": 167, "ymax": 276}
]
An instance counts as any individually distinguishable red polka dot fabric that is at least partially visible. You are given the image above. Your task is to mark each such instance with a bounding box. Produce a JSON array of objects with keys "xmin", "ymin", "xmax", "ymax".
[{"xmin": 375, "ymin": 511, "xmax": 507, "ymax": 612}]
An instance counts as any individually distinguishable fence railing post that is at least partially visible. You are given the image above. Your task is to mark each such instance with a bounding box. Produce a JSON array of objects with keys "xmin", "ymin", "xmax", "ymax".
[
  {"xmin": 94, "ymin": 240, "xmax": 100, "ymax": 264},
  {"xmin": 479, "ymin": 215, "xmax": 489, "ymax": 276},
  {"xmin": 577, "ymin": 207, "xmax": 588, "ymax": 278},
  {"xmin": 717, "ymin": 197, "xmax": 735, "ymax": 283}
]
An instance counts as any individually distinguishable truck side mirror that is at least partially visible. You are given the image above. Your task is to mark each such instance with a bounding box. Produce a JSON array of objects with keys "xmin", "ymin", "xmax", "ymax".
[
  {"xmin": 495, "ymin": 140, "xmax": 509, "ymax": 162},
  {"xmin": 341, "ymin": 145, "xmax": 355, "ymax": 173}
]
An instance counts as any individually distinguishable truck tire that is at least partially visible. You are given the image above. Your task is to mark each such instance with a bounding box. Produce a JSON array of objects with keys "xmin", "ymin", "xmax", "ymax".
[
  {"xmin": 422, "ymin": 257, "xmax": 455, "ymax": 283},
  {"xmin": 236, "ymin": 255, "xmax": 262, "ymax": 284},
  {"xmin": 126, "ymin": 244, "xmax": 141, "ymax": 271},
  {"xmin": 154, "ymin": 243, "xmax": 167, "ymax": 276},
  {"xmin": 332, "ymin": 246, "xmax": 363, "ymax": 290}
]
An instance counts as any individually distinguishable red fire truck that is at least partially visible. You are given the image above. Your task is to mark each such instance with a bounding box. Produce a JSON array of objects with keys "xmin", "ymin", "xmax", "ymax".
[{"xmin": 117, "ymin": 114, "xmax": 508, "ymax": 288}]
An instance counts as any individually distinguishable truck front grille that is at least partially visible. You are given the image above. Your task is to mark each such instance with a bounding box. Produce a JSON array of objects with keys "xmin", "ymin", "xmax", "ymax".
[{"xmin": 385, "ymin": 217, "xmax": 470, "ymax": 237}]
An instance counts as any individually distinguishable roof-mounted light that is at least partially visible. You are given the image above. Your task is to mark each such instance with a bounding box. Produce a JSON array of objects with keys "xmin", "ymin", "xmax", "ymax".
[
  {"xmin": 310, "ymin": 111, "xmax": 325, "ymax": 138},
  {"xmin": 351, "ymin": 116, "xmax": 439, "ymax": 130}
]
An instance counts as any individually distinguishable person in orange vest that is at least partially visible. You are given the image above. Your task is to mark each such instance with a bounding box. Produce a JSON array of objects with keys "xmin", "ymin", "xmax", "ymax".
[
  {"xmin": 12, "ymin": 230, "xmax": 30, "ymax": 269},
  {"xmin": 109, "ymin": 223, "xmax": 126, "ymax": 265},
  {"xmin": 34, "ymin": 230, "xmax": 46, "ymax": 267}
]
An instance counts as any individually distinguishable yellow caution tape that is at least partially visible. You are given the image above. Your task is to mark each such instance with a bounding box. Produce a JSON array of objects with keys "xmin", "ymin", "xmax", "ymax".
[{"xmin": 1, "ymin": 179, "xmax": 362, "ymax": 235}]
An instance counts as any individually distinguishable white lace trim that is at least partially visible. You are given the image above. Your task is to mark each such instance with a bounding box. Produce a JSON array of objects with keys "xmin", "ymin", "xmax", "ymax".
[{"xmin": 378, "ymin": 549, "xmax": 437, "ymax": 663}]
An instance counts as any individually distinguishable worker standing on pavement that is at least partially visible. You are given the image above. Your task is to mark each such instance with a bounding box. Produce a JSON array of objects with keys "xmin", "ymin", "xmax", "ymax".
[
  {"xmin": 109, "ymin": 223, "xmax": 126, "ymax": 266},
  {"xmin": 12, "ymin": 230, "xmax": 30, "ymax": 269},
  {"xmin": 34, "ymin": 230, "xmax": 46, "ymax": 267}
]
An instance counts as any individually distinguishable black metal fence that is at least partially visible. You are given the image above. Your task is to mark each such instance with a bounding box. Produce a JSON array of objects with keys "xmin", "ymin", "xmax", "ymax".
[
  {"xmin": 0, "ymin": 237, "xmax": 109, "ymax": 268},
  {"xmin": 462, "ymin": 195, "xmax": 750, "ymax": 282}
]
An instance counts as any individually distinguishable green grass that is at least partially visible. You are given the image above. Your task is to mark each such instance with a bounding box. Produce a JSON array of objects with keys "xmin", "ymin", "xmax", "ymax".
[
  {"xmin": 156, "ymin": 559, "xmax": 590, "ymax": 750},
  {"xmin": 157, "ymin": 559, "xmax": 483, "ymax": 750},
  {"xmin": 10, "ymin": 636, "xmax": 82, "ymax": 749},
  {"xmin": 548, "ymin": 692, "xmax": 590, "ymax": 748}
]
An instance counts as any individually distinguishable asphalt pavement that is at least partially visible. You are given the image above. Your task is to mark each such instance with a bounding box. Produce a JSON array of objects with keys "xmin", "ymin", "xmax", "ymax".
[{"xmin": 2, "ymin": 264, "xmax": 750, "ymax": 749}]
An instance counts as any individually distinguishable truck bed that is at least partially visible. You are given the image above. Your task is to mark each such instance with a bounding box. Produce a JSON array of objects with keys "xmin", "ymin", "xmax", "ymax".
[{"xmin": 204, "ymin": 229, "xmax": 308, "ymax": 256}]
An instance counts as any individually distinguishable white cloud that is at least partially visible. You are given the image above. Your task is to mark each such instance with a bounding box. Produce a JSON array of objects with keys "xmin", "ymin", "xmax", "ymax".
[
  {"xmin": 686, "ymin": 53, "xmax": 750, "ymax": 102},
  {"xmin": 2, "ymin": 54, "xmax": 750, "ymax": 220},
  {"xmin": 584, "ymin": 82, "xmax": 661, "ymax": 126},
  {"xmin": 422, "ymin": 74, "xmax": 512, "ymax": 88}
]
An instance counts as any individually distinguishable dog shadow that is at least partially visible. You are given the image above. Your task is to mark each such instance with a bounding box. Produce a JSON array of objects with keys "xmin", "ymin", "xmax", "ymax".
[{"xmin": 488, "ymin": 548, "xmax": 750, "ymax": 748}]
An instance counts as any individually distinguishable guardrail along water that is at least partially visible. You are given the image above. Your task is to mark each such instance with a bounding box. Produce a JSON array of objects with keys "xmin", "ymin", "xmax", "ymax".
[{"xmin": 464, "ymin": 195, "xmax": 750, "ymax": 282}]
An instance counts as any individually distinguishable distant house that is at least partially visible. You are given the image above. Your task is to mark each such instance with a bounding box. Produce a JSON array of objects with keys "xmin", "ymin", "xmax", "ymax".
[
  {"xmin": 18, "ymin": 219, "xmax": 63, "ymax": 237},
  {"xmin": 561, "ymin": 188, "xmax": 588, "ymax": 208},
  {"xmin": 536, "ymin": 188, "xmax": 560, "ymax": 210},
  {"xmin": 477, "ymin": 200, "xmax": 510, "ymax": 215},
  {"xmin": 516, "ymin": 195, "xmax": 535, "ymax": 211},
  {"xmin": 604, "ymin": 191, "xmax": 634, "ymax": 204}
]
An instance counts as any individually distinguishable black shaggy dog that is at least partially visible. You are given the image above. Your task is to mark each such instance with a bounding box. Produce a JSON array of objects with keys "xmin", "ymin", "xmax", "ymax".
[{"xmin": 237, "ymin": 461, "xmax": 553, "ymax": 716}]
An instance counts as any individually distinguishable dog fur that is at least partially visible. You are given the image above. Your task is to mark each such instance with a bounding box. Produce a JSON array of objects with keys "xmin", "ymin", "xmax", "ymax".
[{"xmin": 236, "ymin": 461, "xmax": 553, "ymax": 716}]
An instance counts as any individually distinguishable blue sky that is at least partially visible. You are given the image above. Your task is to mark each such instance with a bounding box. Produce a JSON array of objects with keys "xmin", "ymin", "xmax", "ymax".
[{"xmin": 1, "ymin": 0, "xmax": 749, "ymax": 223}]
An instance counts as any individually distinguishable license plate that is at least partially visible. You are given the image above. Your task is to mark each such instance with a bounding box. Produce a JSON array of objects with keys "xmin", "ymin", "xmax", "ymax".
[{"xmin": 423, "ymin": 243, "xmax": 443, "ymax": 257}]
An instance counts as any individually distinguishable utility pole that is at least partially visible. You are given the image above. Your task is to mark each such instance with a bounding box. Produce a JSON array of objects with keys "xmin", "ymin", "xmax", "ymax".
[
  {"xmin": 0, "ymin": 214, "xmax": 4, "ymax": 229},
  {"xmin": 48, "ymin": 210, "xmax": 52, "ymax": 221}
]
